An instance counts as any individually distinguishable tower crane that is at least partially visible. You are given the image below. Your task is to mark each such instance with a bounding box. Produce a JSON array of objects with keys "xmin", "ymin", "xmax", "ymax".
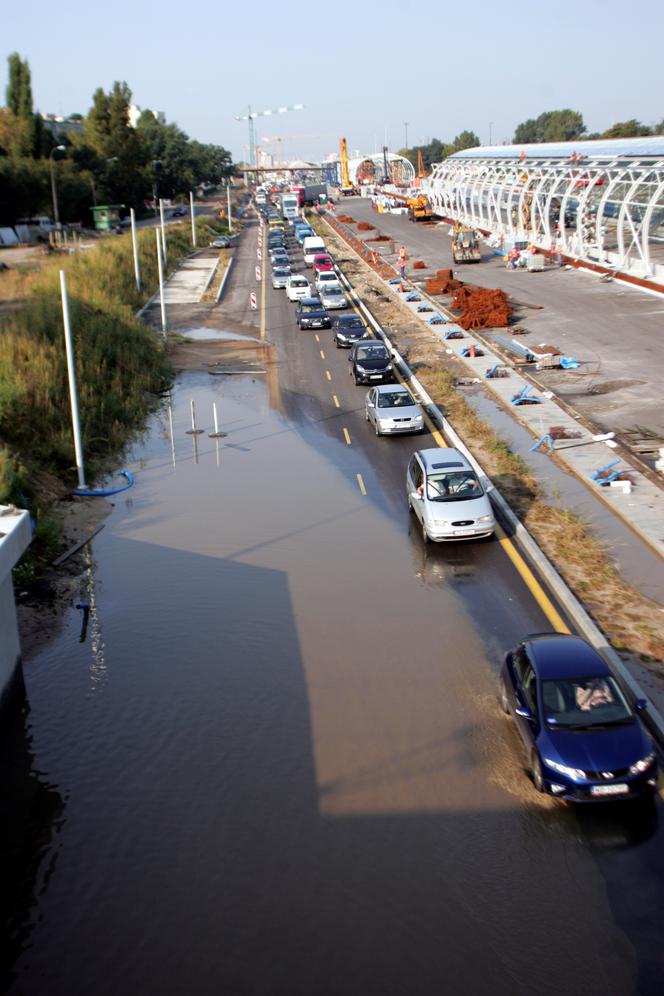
[{"xmin": 233, "ymin": 103, "xmax": 304, "ymax": 166}]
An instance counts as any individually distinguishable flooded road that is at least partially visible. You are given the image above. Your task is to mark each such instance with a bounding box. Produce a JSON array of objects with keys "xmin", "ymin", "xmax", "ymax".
[{"xmin": 3, "ymin": 232, "xmax": 664, "ymax": 995}]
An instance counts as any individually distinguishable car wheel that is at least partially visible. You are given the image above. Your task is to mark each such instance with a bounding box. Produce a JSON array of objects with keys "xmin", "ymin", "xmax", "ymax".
[
  {"xmin": 422, "ymin": 521, "xmax": 429, "ymax": 544},
  {"xmin": 531, "ymin": 752, "xmax": 544, "ymax": 793},
  {"xmin": 354, "ymin": 375, "xmax": 361, "ymax": 385},
  {"xmin": 374, "ymin": 421, "xmax": 381, "ymax": 436},
  {"xmin": 365, "ymin": 409, "xmax": 369, "ymax": 422},
  {"xmin": 500, "ymin": 679, "xmax": 510, "ymax": 715}
]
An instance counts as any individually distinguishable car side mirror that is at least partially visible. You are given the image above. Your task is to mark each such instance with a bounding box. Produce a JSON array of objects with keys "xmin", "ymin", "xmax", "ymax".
[
  {"xmin": 515, "ymin": 704, "xmax": 533, "ymax": 720},
  {"xmin": 410, "ymin": 491, "xmax": 422, "ymax": 502},
  {"xmin": 634, "ymin": 698, "xmax": 648, "ymax": 713}
]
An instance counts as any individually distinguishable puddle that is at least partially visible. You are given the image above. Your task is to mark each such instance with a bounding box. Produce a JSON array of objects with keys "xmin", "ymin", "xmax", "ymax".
[{"xmin": 179, "ymin": 326, "xmax": 265, "ymax": 344}]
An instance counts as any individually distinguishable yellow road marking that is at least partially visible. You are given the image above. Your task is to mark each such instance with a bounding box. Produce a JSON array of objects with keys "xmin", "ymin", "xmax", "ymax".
[
  {"xmin": 325, "ymin": 370, "xmax": 332, "ymax": 381},
  {"xmin": 356, "ymin": 473, "xmax": 367, "ymax": 495},
  {"xmin": 496, "ymin": 525, "xmax": 570, "ymax": 633},
  {"xmin": 345, "ymin": 273, "xmax": 568, "ymax": 631},
  {"xmin": 315, "ymin": 334, "xmax": 320, "ymax": 342},
  {"xmin": 260, "ymin": 243, "xmax": 266, "ymax": 340},
  {"xmin": 332, "ymin": 394, "xmax": 340, "ymax": 408},
  {"xmin": 343, "ymin": 427, "xmax": 351, "ymax": 445},
  {"xmin": 320, "ymin": 349, "xmax": 326, "ymax": 360}
]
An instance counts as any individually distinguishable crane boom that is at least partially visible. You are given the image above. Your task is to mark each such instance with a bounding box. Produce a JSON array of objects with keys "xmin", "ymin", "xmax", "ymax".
[{"xmin": 234, "ymin": 103, "xmax": 305, "ymax": 166}]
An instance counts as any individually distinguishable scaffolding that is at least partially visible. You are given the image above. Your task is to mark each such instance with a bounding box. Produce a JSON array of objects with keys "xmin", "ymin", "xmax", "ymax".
[{"xmin": 424, "ymin": 137, "xmax": 664, "ymax": 285}]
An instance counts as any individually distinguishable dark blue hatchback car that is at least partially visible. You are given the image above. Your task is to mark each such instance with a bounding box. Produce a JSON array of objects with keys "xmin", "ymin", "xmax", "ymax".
[{"xmin": 500, "ymin": 634, "xmax": 657, "ymax": 802}]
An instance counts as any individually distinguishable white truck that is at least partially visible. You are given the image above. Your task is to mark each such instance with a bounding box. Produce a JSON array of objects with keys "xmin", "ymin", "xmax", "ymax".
[{"xmin": 281, "ymin": 193, "xmax": 299, "ymax": 220}]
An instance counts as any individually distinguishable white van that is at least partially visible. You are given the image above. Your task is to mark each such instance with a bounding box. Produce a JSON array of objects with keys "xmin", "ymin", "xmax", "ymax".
[
  {"xmin": 286, "ymin": 274, "xmax": 311, "ymax": 302},
  {"xmin": 302, "ymin": 235, "xmax": 326, "ymax": 267}
]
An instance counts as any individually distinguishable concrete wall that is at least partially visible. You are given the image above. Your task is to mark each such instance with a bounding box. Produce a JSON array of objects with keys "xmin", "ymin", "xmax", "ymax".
[
  {"xmin": 0, "ymin": 572, "xmax": 24, "ymax": 717},
  {"xmin": 0, "ymin": 507, "xmax": 32, "ymax": 721}
]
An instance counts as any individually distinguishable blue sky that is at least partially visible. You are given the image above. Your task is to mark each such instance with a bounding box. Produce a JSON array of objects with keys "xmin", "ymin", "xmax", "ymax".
[{"xmin": 5, "ymin": 0, "xmax": 664, "ymax": 161}]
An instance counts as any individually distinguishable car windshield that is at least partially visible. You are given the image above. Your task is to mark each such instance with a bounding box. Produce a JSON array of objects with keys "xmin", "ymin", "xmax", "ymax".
[
  {"xmin": 325, "ymin": 288, "xmax": 343, "ymax": 296},
  {"xmin": 425, "ymin": 471, "xmax": 483, "ymax": 501},
  {"xmin": 356, "ymin": 345, "xmax": 387, "ymax": 361},
  {"xmin": 542, "ymin": 676, "xmax": 633, "ymax": 729},
  {"xmin": 339, "ymin": 317, "xmax": 363, "ymax": 328},
  {"xmin": 301, "ymin": 303, "xmax": 323, "ymax": 313},
  {"xmin": 377, "ymin": 391, "xmax": 413, "ymax": 408},
  {"xmin": 274, "ymin": 268, "xmax": 290, "ymax": 276},
  {"xmin": 319, "ymin": 274, "xmax": 336, "ymax": 282}
]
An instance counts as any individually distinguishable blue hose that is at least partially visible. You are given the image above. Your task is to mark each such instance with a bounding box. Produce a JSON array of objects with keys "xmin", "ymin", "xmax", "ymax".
[{"xmin": 73, "ymin": 470, "xmax": 134, "ymax": 497}]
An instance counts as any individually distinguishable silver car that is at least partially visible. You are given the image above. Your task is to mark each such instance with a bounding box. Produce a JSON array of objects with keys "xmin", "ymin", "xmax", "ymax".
[
  {"xmin": 365, "ymin": 385, "xmax": 424, "ymax": 436},
  {"xmin": 271, "ymin": 266, "xmax": 291, "ymax": 289},
  {"xmin": 406, "ymin": 448, "xmax": 495, "ymax": 542},
  {"xmin": 319, "ymin": 285, "xmax": 348, "ymax": 310}
]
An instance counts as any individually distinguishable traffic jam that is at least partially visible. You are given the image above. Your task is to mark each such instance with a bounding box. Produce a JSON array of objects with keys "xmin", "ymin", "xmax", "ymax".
[{"xmin": 254, "ymin": 183, "xmax": 660, "ymax": 808}]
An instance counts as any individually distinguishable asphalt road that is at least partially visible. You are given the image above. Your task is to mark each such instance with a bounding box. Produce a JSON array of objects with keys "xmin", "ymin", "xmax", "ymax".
[{"xmin": 3, "ymin": 215, "xmax": 663, "ymax": 996}]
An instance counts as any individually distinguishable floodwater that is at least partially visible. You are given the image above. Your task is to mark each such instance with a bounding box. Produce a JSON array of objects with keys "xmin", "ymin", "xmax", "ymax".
[{"xmin": 2, "ymin": 369, "xmax": 663, "ymax": 995}]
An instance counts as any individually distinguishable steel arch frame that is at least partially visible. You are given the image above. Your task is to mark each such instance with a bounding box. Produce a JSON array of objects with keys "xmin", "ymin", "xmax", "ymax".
[{"xmin": 424, "ymin": 154, "xmax": 664, "ymax": 281}]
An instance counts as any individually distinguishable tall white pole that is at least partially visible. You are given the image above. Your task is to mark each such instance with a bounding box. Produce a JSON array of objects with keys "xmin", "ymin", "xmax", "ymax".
[
  {"xmin": 190, "ymin": 190, "xmax": 197, "ymax": 247},
  {"xmin": 155, "ymin": 229, "xmax": 167, "ymax": 338},
  {"xmin": 130, "ymin": 208, "xmax": 141, "ymax": 291},
  {"xmin": 159, "ymin": 198, "xmax": 167, "ymax": 262},
  {"xmin": 59, "ymin": 271, "xmax": 87, "ymax": 489},
  {"xmin": 227, "ymin": 185, "xmax": 232, "ymax": 233}
]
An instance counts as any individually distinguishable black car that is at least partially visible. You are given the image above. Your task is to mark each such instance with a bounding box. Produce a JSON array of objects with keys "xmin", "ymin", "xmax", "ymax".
[
  {"xmin": 332, "ymin": 313, "xmax": 369, "ymax": 348},
  {"xmin": 348, "ymin": 340, "xmax": 394, "ymax": 384},
  {"xmin": 171, "ymin": 207, "xmax": 186, "ymax": 217},
  {"xmin": 296, "ymin": 297, "xmax": 331, "ymax": 330}
]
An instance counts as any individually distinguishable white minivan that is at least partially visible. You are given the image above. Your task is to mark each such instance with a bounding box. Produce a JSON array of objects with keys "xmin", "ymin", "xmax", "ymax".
[
  {"xmin": 406, "ymin": 448, "xmax": 495, "ymax": 542},
  {"xmin": 286, "ymin": 274, "xmax": 311, "ymax": 302},
  {"xmin": 302, "ymin": 235, "xmax": 326, "ymax": 267}
]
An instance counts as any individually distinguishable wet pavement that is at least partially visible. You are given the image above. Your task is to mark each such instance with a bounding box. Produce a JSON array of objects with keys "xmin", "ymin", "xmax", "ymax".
[{"xmin": 3, "ymin": 220, "xmax": 664, "ymax": 996}]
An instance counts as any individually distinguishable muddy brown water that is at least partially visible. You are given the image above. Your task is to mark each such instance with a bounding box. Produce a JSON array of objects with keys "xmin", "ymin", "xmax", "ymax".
[{"xmin": 2, "ymin": 364, "xmax": 664, "ymax": 994}]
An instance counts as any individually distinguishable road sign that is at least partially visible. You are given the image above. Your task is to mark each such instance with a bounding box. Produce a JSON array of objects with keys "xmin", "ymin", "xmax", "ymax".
[
  {"xmin": 256, "ymin": 266, "xmax": 261, "ymax": 281},
  {"xmin": 250, "ymin": 292, "xmax": 257, "ymax": 310}
]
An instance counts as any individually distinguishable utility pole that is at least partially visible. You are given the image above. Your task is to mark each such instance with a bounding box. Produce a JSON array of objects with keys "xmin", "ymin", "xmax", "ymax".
[
  {"xmin": 404, "ymin": 122, "xmax": 409, "ymax": 149},
  {"xmin": 130, "ymin": 208, "xmax": 141, "ymax": 291},
  {"xmin": 49, "ymin": 145, "xmax": 66, "ymax": 227},
  {"xmin": 59, "ymin": 271, "xmax": 86, "ymax": 489},
  {"xmin": 489, "ymin": 122, "xmax": 493, "ymax": 145}
]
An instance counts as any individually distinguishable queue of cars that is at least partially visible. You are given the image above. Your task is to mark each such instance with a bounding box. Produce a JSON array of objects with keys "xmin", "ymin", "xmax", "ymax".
[{"xmin": 259, "ymin": 198, "xmax": 660, "ymax": 807}]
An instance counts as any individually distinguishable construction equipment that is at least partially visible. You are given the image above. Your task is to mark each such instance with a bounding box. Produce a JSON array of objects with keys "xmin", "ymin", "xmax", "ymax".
[
  {"xmin": 339, "ymin": 138, "xmax": 355, "ymax": 195},
  {"xmin": 407, "ymin": 195, "xmax": 432, "ymax": 222},
  {"xmin": 233, "ymin": 102, "xmax": 304, "ymax": 166},
  {"xmin": 451, "ymin": 221, "xmax": 481, "ymax": 263}
]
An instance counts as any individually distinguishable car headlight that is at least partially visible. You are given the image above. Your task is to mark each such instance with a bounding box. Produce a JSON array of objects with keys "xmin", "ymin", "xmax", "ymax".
[
  {"xmin": 629, "ymin": 751, "xmax": 655, "ymax": 775},
  {"xmin": 543, "ymin": 757, "xmax": 586, "ymax": 781},
  {"xmin": 432, "ymin": 520, "xmax": 449, "ymax": 527},
  {"xmin": 355, "ymin": 364, "xmax": 366, "ymax": 373},
  {"xmin": 478, "ymin": 514, "xmax": 494, "ymax": 523},
  {"xmin": 385, "ymin": 363, "xmax": 393, "ymax": 371}
]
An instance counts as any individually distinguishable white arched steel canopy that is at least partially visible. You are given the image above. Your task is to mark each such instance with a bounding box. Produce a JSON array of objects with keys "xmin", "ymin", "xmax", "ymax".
[{"xmin": 424, "ymin": 138, "xmax": 664, "ymax": 284}]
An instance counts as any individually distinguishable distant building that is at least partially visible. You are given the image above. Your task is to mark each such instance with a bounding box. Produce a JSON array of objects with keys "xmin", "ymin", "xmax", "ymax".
[
  {"xmin": 129, "ymin": 105, "xmax": 165, "ymax": 128},
  {"xmin": 40, "ymin": 113, "xmax": 84, "ymax": 140}
]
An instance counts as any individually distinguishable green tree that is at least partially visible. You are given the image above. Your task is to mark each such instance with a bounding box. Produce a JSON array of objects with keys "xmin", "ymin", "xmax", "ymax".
[
  {"xmin": 453, "ymin": 130, "xmax": 480, "ymax": 152},
  {"xmin": 514, "ymin": 109, "xmax": 585, "ymax": 144},
  {"xmin": 5, "ymin": 52, "xmax": 36, "ymax": 156},
  {"xmin": 602, "ymin": 119, "xmax": 652, "ymax": 138},
  {"xmin": 84, "ymin": 82, "xmax": 149, "ymax": 208}
]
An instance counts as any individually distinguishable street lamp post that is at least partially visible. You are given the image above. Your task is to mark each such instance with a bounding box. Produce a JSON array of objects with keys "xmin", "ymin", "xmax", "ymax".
[
  {"xmin": 404, "ymin": 122, "xmax": 409, "ymax": 150},
  {"xmin": 49, "ymin": 144, "xmax": 66, "ymax": 227}
]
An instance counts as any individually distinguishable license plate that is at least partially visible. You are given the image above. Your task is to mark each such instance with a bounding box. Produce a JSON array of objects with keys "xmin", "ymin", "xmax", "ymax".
[
  {"xmin": 370, "ymin": 375, "xmax": 382, "ymax": 380},
  {"xmin": 454, "ymin": 529, "xmax": 475, "ymax": 536},
  {"xmin": 590, "ymin": 783, "xmax": 629, "ymax": 796}
]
